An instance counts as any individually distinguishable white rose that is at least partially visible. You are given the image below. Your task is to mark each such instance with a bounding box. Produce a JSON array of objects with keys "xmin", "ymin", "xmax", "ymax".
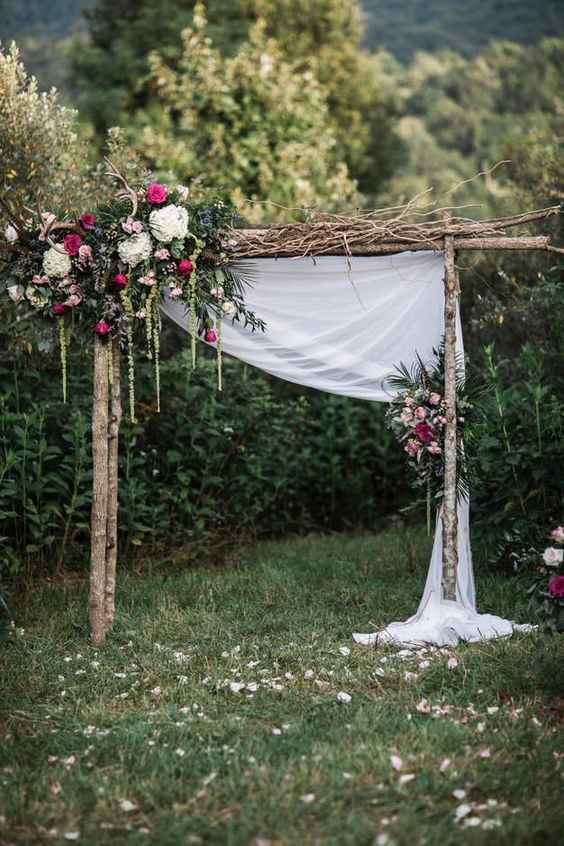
[
  {"xmin": 7, "ymin": 284, "xmax": 24, "ymax": 302},
  {"xmin": 43, "ymin": 246, "xmax": 72, "ymax": 278},
  {"xmin": 4, "ymin": 224, "xmax": 18, "ymax": 243},
  {"xmin": 222, "ymin": 300, "xmax": 236, "ymax": 316},
  {"xmin": 149, "ymin": 204, "xmax": 189, "ymax": 243},
  {"xmin": 543, "ymin": 547, "xmax": 564, "ymax": 567},
  {"xmin": 117, "ymin": 231, "xmax": 153, "ymax": 267}
]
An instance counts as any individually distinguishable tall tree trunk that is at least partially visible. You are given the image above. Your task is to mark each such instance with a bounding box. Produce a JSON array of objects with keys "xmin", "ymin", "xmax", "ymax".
[
  {"xmin": 104, "ymin": 342, "xmax": 122, "ymax": 633},
  {"xmin": 90, "ymin": 337, "xmax": 109, "ymax": 646},
  {"xmin": 442, "ymin": 233, "xmax": 459, "ymax": 601}
]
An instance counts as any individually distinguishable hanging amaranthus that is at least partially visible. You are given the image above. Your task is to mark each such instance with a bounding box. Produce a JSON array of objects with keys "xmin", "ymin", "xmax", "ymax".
[
  {"xmin": 58, "ymin": 320, "xmax": 68, "ymax": 403},
  {"xmin": 189, "ymin": 273, "xmax": 197, "ymax": 369},
  {"xmin": 153, "ymin": 309, "xmax": 161, "ymax": 412},
  {"xmin": 216, "ymin": 313, "xmax": 223, "ymax": 392},
  {"xmin": 120, "ymin": 290, "xmax": 136, "ymax": 423}
]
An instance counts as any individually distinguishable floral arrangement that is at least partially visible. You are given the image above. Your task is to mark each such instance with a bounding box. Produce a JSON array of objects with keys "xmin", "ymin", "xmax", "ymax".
[
  {"xmin": 386, "ymin": 347, "xmax": 474, "ymax": 529},
  {"xmin": 536, "ymin": 526, "xmax": 564, "ymax": 631},
  {"xmin": 1, "ymin": 162, "xmax": 264, "ymax": 419}
]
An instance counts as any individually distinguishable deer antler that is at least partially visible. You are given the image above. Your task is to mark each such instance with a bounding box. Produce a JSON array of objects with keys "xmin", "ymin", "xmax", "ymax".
[{"xmin": 104, "ymin": 157, "xmax": 139, "ymax": 216}]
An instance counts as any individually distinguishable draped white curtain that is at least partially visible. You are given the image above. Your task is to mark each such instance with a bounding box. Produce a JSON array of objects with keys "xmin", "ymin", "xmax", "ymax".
[{"xmin": 161, "ymin": 252, "xmax": 530, "ymax": 647}]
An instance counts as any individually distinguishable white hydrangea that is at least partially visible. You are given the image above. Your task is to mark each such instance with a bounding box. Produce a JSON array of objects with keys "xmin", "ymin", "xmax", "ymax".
[
  {"xmin": 149, "ymin": 204, "xmax": 189, "ymax": 243},
  {"xmin": 43, "ymin": 246, "xmax": 72, "ymax": 278},
  {"xmin": 117, "ymin": 231, "xmax": 153, "ymax": 267}
]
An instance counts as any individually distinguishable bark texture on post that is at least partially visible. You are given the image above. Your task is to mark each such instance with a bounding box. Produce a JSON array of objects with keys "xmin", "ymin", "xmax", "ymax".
[
  {"xmin": 442, "ymin": 233, "xmax": 459, "ymax": 602},
  {"xmin": 104, "ymin": 342, "xmax": 122, "ymax": 633},
  {"xmin": 90, "ymin": 337, "xmax": 110, "ymax": 646}
]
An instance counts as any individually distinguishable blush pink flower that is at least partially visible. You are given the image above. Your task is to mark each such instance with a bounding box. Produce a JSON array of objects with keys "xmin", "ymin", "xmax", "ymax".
[
  {"xmin": 78, "ymin": 244, "xmax": 93, "ymax": 263},
  {"xmin": 404, "ymin": 440, "xmax": 420, "ymax": 456},
  {"xmin": 430, "ymin": 392, "xmax": 441, "ymax": 405},
  {"xmin": 414, "ymin": 406, "xmax": 427, "ymax": 420},
  {"xmin": 414, "ymin": 422, "xmax": 435, "ymax": 444},
  {"xmin": 121, "ymin": 216, "xmax": 144, "ymax": 235},
  {"xmin": 32, "ymin": 274, "xmax": 50, "ymax": 285},
  {"xmin": 169, "ymin": 286, "xmax": 183, "ymax": 300},
  {"xmin": 550, "ymin": 526, "xmax": 564, "ymax": 543},
  {"xmin": 94, "ymin": 321, "xmax": 110, "ymax": 336},
  {"xmin": 146, "ymin": 182, "xmax": 168, "ymax": 205},
  {"xmin": 139, "ymin": 272, "xmax": 156, "ymax": 287},
  {"xmin": 79, "ymin": 213, "xmax": 96, "ymax": 230},
  {"xmin": 404, "ymin": 397, "xmax": 415, "ymax": 407},
  {"xmin": 543, "ymin": 547, "xmax": 564, "ymax": 567},
  {"xmin": 154, "ymin": 248, "xmax": 170, "ymax": 261},
  {"xmin": 63, "ymin": 234, "xmax": 83, "ymax": 256},
  {"xmin": 63, "ymin": 293, "xmax": 82, "ymax": 308},
  {"xmin": 204, "ymin": 328, "xmax": 217, "ymax": 343},
  {"xmin": 548, "ymin": 575, "xmax": 564, "ymax": 598},
  {"xmin": 400, "ymin": 408, "xmax": 413, "ymax": 423},
  {"xmin": 427, "ymin": 441, "xmax": 442, "ymax": 455}
]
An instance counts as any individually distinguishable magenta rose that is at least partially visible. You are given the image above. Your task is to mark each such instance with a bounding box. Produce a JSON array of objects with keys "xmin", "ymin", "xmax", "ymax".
[
  {"xmin": 204, "ymin": 328, "xmax": 217, "ymax": 343},
  {"xmin": 79, "ymin": 213, "xmax": 96, "ymax": 230},
  {"xmin": 404, "ymin": 440, "xmax": 420, "ymax": 456},
  {"xmin": 146, "ymin": 182, "xmax": 168, "ymax": 205},
  {"xmin": 548, "ymin": 575, "xmax": 564, "ymax": 598},
  {"xmin": 94, "ymin": 321, "xmax": 111, "ymax": 336},
  {"xmin": 177, "ymin": 258, "xmax": 194, "ymax": 277},
  {"xmin": 414, "ymin": 422, "xmax": 435, "ymax": 444},
  {"xmin": 52, "ymin": 303, "xmax": 66, "ymax": 316},
  {"xmin": 414, "ymin": 406, "xmax": 427, "ymax": 420},
  {"xmin": 63, "ymin": 233, "xmax": 83, "ymax": 256},
  {"xmin": 112, "ymin": 273, "xmax": 128, "ymax": 290}
]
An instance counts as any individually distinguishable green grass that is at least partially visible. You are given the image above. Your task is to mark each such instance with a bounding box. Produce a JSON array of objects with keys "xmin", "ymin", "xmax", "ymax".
[{"xmin": 1, "ymin": 527, "xmax": 563, "ymax": 845}]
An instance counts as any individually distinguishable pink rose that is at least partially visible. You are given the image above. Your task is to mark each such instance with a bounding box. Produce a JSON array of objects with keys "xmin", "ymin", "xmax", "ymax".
[
  {"xmin": 32, "ymin": 274, "xmax": 50, "ymax": 286},
  {"xmin": 169, "ymin": 286, "xmax": 183, "ymax": 300},
  {"xmin": 204, "ymin": 328, "xmax": 217, "ymax": 343},
  {"xmin": 414, "ymin": 406, "xmax": 427, "ymax": 420},
  {"xmin": 548, "ymin": 575, "xmax": 564, "ymax": 598},
  {"xmin": 121, "ymin": 216, "xmax": 143, "ymax": 234},
  {"xmin": 52, "ymin": 303, "xmax": 66, "ymax": 316},
  {"xmin": 154, "ymin": 248, "xmax": 170, "ymax": 261},
  {"xmin": 427, "ymin": 441, "xmax": 442, "ymax": 455},
  {"xmin": 139, "ymin": 273, "xmax": 156, "ymax": 287},
  {"xmin": 146, "ymin": 182, "xmax": 168, "ymax": 205},
  {"xmin": 437, "ymin": 416, "xmax": 447, "ymax": 426},
  {"xmin": 550, "ymin": 527, "xmax": 564, "ymax": 543},
  {"xmin": 400, "ymin": 408, "xmax": 413, "ymax": 424},
  {"xmin": 177, "ymin": 259, "xmax": 193, "ymax": 277},
  {"xmin": 414, "ymin": 422, "xmax": 435, "ymax": 444},
  {"xmin": 94, "ymin": 321, "xmax": 110, "ymax": 336},
  {"xmin": 63, "ymin": 234, "xmax": 83, "ymax": 256},
  {"xmin": 112, "ymin": 273, "xmax": 128, "ymax": 290},
  {"xmin": 78, "ymin": 244, "xmax": 93, "ymax": 263},
  {"xmin": 430, "ymin": 393, "xmax": 441, "ymax": 405},
  {"xmin": 79, "ymin": 213, "xmax": 96, "ymax": 230},
  {"xmin": 404, "ymin": 397, "xmax": 415, "ymax": 407},
  {"xmin": 63, "ymin": 293, "xmax": 82, "ymax": 308},
  {"xmin": 404, "ymin": 440, "xmax": 420, "ymax": 457}
]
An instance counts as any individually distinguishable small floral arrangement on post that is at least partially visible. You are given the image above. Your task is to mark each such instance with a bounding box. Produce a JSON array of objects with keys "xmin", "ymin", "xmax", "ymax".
[
  {"xmin": 386, "ymin": 345, "xmax": 474, "ymax": 531},
  {"xmin": 1, "ymin": 160, "xmax": 264, "ymax": 419},
  {"xmin": 531, "ymin": 526, "xmax": 564, "ymax": 632}
]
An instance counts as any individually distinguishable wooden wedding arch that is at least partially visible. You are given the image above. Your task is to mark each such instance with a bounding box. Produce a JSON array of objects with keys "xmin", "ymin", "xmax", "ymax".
[{"xmin": 90, "ymin": 200, "xmax": 561, "ymax": 645}]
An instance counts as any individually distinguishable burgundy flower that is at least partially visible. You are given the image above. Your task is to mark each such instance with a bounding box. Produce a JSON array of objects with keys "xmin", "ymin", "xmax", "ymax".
[
  {"xmin": 548, "ymin": 575, "xmax": 564, "ymax": 598},
  {"xmin": 94, "ymin": 321, "xmax": 111, "ymax": 336},
  {"xmin": 146, "ymin": 182, "xmax": 168, "ymax": 205},
  {"xmin": 52, "ymin": 303, "xmax": 66, "ymax": 316},
  {"xmin": 204, "ymin": 328, "xmax": 217, "ymax": 343},
  {"xmin": 79, "ymin": 213, "xmax": 96, "ymax": 230},
  {"xmin": 63, "ymin": 233, "xmax": 83, "ymax": 256},
  {"xmin": 414, "ymin": 422, "xmax": 436, "ymax": 444},
  {"xmin": 177, "ymin": 258, "xmax": 193, "ymax": 277},
  {"xmin": 112, "ymin": 273, "xmax": 128, "ymax": 290}
]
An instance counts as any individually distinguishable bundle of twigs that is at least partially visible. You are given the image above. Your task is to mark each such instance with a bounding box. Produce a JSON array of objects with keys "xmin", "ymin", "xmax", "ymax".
[{"xmin": 227, "ymin": 202, "xmax": 561, "ymax": 258}]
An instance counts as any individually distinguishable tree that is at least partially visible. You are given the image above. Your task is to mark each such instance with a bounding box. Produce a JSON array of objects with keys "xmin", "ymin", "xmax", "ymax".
[
  {"xmin": 134, "ymin": 7, "xmax": 358, "ymax": 221},
  {"xmin": 70, "ymin": 0, "xmax": 399, "ymax": 196}
]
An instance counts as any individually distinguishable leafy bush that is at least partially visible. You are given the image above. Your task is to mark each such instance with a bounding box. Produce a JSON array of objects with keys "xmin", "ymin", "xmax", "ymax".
[{"xmin": 0, "ymin": 342, "xmax": 407, "ymax": 584}]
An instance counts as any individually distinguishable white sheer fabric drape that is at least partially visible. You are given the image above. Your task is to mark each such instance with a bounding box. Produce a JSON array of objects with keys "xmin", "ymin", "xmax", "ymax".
[{"xmin": 161, "ymin": 252, "xmax": 530, "ymax": 647}]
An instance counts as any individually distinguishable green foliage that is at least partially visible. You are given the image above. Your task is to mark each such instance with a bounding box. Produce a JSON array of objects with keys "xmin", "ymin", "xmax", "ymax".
[
  {"xmin": 0, "ymin": 346, "xmax": 407, "ymax": 582},
  {"xmin": 361, "ymin": 0, "xmax": 564, "ymax": 61},
  {"xmin": 470, "ymin": 337, "xmax": 564, "ymax": 568}
]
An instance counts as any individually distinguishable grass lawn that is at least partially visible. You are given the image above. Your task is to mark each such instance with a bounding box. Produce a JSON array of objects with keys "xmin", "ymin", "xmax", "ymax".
[{"xmin": 1, "ymin": 527, "xmax": 563, "ymax": 845}]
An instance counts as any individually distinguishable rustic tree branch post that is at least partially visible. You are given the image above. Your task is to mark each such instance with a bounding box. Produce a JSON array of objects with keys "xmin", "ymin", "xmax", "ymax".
[
  {"xmin": 442, "ymin": 229, "xmax": 459, "ymax": 601},
  {"xmin": 104, "ymin": 342, "xmax": 122, "ymax": 633},
  {"xmin": 90, "ymin": 336, "xmax": 110, "ymax": 646}
]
